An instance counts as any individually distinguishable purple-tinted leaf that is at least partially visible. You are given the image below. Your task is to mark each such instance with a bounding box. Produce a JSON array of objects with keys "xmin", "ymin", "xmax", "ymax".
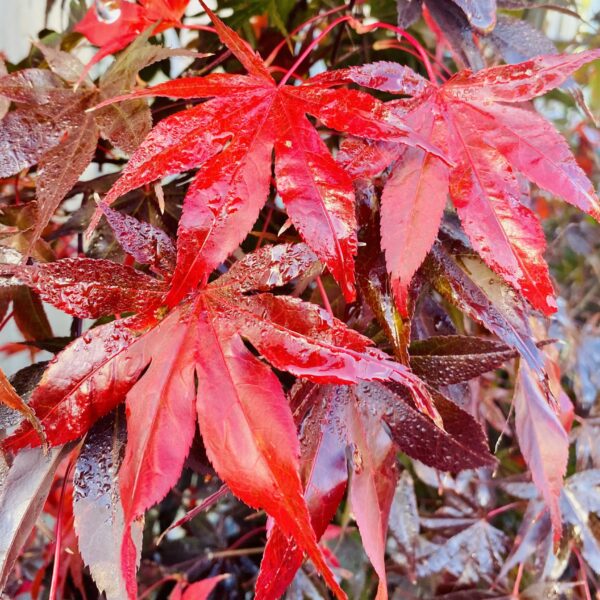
[
  {"xmin": 418, "ymin": 520, "xmax": 508, "ymax": 583},
  {"xmin": 255, "ymin": 383, "xmax": 348, "ymax": 599},
  {"xmin": 0, "ymin": 69, "xmax": 70, "ymax": 105},
  {"xmin": 101, "ymin": 204, "xmax": 176, "ymax": 276},
  {"xmin": 397, "ymin": 0, "xmax": 424, "ymax": 28},
  {"xmin": 0, "ymin": 109, "xmax": 61, "ymax": 178},
  {"xmin": 73, "ymin": 412, "xmax": 143, "ymax": 600},
  {"xmin": 426, "ymin": 0, "xmax": 485, "ymax": 70},
  {"xmin": 0, "ymin": 445, "xmax": 69, "ymax": 591},
  {"xmin": 487, "ymin": 15, "xmax": 557, "ymax": 64},
  {"xmin": 452, "ymin": 0, "xmax": 497, "ymax": 32},
  {"xmin": 499, "ymin": 500, "xmax": 550, "ymax": 579},
  {"xmin": 388, "ymin": 471, "xmax": 420, "ymax": 577}
]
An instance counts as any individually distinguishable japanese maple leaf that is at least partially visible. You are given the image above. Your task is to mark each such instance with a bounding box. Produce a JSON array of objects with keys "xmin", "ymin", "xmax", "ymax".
[
  {"xmin": 0, "ymin": 37, "xmax": 196, "ymax": 255},
  {"xmin": 315, "ymin": 54, "xmax": 600, "ymax": 316},
  {"xmin": 3, "ymin": 234, "xmax": 443, "ymax": 599},
  {"xmin": 256, "ymin": 381, "xmax": 495, "ymax": 599},
  {"xmin": 93, "ymin": 1, "xmax": 444, "ymax": 304},
  {"xmin": 75, "ymin": 0, "xmax": 190, "ymax": 74}
]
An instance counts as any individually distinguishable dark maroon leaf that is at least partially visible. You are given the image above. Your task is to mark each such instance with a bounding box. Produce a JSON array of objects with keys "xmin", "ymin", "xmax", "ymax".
[
  {"xmin": 409, "ymin": 335, "xmax": 520, "ymax": 385},
  {"xmin": 360, "ymin": 382, "xmax": 496, "ymax": 471}
]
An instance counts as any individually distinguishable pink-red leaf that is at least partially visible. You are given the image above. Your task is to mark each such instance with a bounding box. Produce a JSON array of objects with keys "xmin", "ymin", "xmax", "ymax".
[
  {"xmin": 346, "ymin": 387, "xmax": 397, "ymax": 600},
  {"xmin": 464, "ymin": 102, "xmax": 600, "ymax": 220},
  {"xmin": 381, "ymin": 108, "xmax": 448, "ymax": 316},
  {"xmin": 446, "ymin": 49, "xmax": 600, "ymax": 103},
  {"xmin": 445, "ymin": 109, "xmax": 556, "ymax": 314},
  {"xmin": 514, "ymin": 361, "xmax": 569, "ymax": 540}
]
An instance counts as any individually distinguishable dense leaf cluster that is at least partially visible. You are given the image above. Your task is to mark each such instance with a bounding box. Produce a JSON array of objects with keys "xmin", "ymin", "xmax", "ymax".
[{"xmin": 1, "ymin": 0, "xmax": 600, "ymax": 598}]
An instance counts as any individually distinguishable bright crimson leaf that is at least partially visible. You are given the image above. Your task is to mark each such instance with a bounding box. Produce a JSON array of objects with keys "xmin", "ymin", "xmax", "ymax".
[
  {"xmin": 93, "ymin": 4, "xmax": 445, "ymax": 304},
  {"xmin": 75, "ymin": 0, "xmax": 190, "ymax": 76},
  {"xmin": 119, "ymin": 308, "xmax": 198, "ymax": 598},
  {"xmin": 255, "ymin": 383, "xmax": 348, "ymax": 599},
  {"xmin": 194, "ymin": 312, "xmax": 345, "ymax": 598}
]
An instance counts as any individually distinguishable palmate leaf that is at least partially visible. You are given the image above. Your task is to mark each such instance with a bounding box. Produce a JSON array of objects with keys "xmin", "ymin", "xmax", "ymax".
[
  {"xmin": 0, "ymin": 36, "xmax": 196, "ymax": 255},
  {"xmin": 93, "ymin": 2, "xmax": 446, "ymax": 304},
  {"xmin": 313, "ymin": 51, "xmax": 600, "ymax": 317},
  {"xmin": 2, "ymin": 242, "xmax": 453, "ymax": 599},
  {"xmin": 256, "ymin": 381, "xmax": 495, "ymax": 598},
  {"xmin": 502, "ymin": 470, "xmax": 600, "ymax": 578},
  {"xmin": 418, "ymin": 519, "xmax": 508, "ymax": 583}
]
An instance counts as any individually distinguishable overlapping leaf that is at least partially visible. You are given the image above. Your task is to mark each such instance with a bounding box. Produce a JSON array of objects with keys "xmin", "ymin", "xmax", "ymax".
[
  {"xmin": 2, "ymin": 241, "xmax": 451, "ymax": 599},
  {"xmin": 0, "ymin": 36, "xmax": 196, "ymax": 254},
  {"xmin": 94, "ymin": 2, "xmax": 445, "ymax": 304},
  {"xmin": 317, "ymin": 52, "xmax": 600, "ymax": 316},
  {"xmin": 255, "ymin": 380, "xmax": 494, "ymax": 598},
  {"xmin": 75, "ymin": 0, "xmax": 190, "ymax": 74}
]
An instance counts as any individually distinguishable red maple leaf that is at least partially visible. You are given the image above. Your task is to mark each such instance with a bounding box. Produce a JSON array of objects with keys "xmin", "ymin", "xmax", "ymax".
[
  {"xmin": 256, "ymin": 381, "xmax": 495, "ymax": 599},
  {"xmin": 317, "ymin": 55, "xmax": 600, "ymax": 316},
  {"xmin": 93, "ymin": 2, "xmax": 445, "ymax": 305},
  {"xmin": 3, "ymin": 229, "xmax": 446, "ymax": 599},
  {"xmin": 75, "ymin": 0, "xmax": 190, "ymax": 72}
]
